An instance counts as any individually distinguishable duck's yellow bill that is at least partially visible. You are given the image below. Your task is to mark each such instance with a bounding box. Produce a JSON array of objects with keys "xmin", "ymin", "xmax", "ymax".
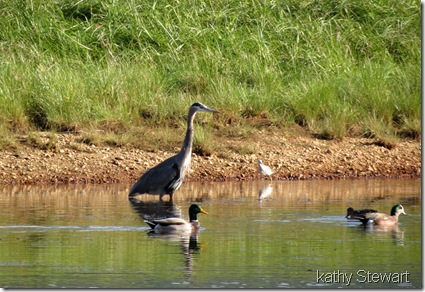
[{"xmin": 200, "ymin": 208, "xmax": 208, "ymax": 215}]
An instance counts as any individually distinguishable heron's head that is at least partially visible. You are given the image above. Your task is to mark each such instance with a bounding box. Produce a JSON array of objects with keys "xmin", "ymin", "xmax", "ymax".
[{"xmin": 190, "ymin": 102, "xmax": 219, "ymax": 113}]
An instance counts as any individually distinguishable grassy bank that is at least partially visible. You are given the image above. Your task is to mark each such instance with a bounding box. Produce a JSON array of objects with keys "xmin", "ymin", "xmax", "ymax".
[{"xmin": 0, "ymin": 0, "xmax": 420, "ymax": 151}]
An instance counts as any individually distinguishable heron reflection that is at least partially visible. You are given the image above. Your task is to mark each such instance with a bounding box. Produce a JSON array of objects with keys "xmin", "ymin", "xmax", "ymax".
[{"xmin": 128, "ymin": 196, "xmax": 182, "ymax": 220}]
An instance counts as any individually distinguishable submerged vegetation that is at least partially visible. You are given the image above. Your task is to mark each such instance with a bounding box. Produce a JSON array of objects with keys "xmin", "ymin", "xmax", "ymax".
[{"xmin": 0, "ymin": 0, "xmax": 420, "ymax": 150}]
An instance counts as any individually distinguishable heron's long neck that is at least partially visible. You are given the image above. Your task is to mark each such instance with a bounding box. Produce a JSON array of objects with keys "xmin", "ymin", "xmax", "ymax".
[{"xmin": 180, "ymin": 109, "xmax": 196, "ymax": 159}]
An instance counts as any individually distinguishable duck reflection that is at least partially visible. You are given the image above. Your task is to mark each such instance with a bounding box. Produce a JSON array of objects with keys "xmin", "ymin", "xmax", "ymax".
[
  {"xmin": 183, "ymin": 231, "xmax": 202, "ymax": 280},
  {"xmin": 128, "ymin": 198, "xmax": 207, "ymax": 280},
  {"xmin": 357, "ymin": 224, "xmax": 405, "ymax": 246},
  {"xmin": 147, "ymin": 229, "xmax": 202, "ymax": 280}
]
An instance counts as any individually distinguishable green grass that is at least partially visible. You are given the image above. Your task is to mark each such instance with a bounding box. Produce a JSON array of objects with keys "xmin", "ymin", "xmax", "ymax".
[{"xmin": 0, "ymin": 0, "xmax": 420, "ymax": 149}]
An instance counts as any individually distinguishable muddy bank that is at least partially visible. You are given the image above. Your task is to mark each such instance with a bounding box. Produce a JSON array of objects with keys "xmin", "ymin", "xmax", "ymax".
[{"xmin": 0, "ymin": 131, "xmax": 420, "ymax": 186}]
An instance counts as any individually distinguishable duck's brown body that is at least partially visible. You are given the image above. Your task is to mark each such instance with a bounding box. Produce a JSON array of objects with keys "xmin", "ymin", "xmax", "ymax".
[{"xmin": 346, "ymin": 205, "xmax": 406, "ymax": 226}]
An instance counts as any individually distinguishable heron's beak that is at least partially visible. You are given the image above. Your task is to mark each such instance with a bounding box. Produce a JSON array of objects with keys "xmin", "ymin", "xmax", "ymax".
[
  {"xmin": 207, "ymin": 107, "xmax": 219, "ymax": 113},
  {"xmin": 200, "ymin": 208, "xmax": 209, "ymax": 215},
  {"xmin": 201, "ymin": 105, "xmax": 219, "ymax": 113}
]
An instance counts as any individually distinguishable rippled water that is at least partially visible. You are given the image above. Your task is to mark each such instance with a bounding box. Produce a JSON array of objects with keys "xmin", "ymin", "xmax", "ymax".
[{"xmin": 0, "ymin": 179, "xmax": 421, "ymax": 288}]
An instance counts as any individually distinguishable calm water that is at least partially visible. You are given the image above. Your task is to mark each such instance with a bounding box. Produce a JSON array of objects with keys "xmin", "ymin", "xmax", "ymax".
[{"xmin": 0, "ymin": 179, "xmax": 421, "ymax": 288}]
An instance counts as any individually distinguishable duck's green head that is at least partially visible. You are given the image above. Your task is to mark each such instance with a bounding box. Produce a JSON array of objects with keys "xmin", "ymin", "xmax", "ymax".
[
  {"xmin": 391, "ymin": 204, "xmax": 406, "ymax": 216},
  {"xmin": 188, "ymin": 204, "xmax": 208, "ymax": 221}
]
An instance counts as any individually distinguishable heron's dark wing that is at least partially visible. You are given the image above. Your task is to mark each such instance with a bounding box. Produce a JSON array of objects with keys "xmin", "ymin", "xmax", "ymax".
[
  {"xmin": 164, "ymin": 163, "xmax": 183, "ymax": 194},
  {"xmin": 129, "ymin": 156, "xmax": 181, "ymax": 196}
]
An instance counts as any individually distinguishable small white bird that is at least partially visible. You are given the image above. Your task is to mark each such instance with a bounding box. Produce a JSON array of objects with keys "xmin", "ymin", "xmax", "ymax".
[{"xmin": 258, "ymin": 159, "xmax": 274, "ymax": 181}]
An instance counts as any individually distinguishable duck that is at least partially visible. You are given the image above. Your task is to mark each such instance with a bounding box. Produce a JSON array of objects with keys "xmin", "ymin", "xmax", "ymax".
[
  {"xmin": 346, "ymin": 204, "xmax": 406, "ymax": 226},
  {"xmin": 258, "ymin": 159, "xmax": 274, "ymax": 181},
  {"xmin": 373, "ymin": 204, "xmax": 407, "ymax": 226},
  {"xmin": 345, "ymin": 207, "xmax": 379, "ymax": 225},
  {"xmin": 145, "ymin": 204, "xmax": 208, "ymax": 234}
]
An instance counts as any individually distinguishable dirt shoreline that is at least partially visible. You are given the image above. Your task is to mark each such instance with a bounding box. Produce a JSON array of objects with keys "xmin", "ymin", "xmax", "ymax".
[{"xmin": 0, "ymin": 131, "xmax": 421, "ymax": 186}]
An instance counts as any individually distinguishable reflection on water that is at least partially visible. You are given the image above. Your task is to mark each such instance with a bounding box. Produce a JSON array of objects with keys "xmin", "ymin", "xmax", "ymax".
[
  {"xmin": 129, "ymin": 197, "xmax": 204, "ymax": 280},
  {"xmin": 0, "ymin": 178, "xmax": 421, "ymax": 288},
  {"xmin": 129, "ymin": 197, "xmax": 182, "ymax": 220},
  {"xmin": 258, "ymin": 184, "xmax": 273, "ymax": 201},
  {"xmin": 356, "ymin": 224, "xmax": 406, "ymax": 246},
  {"xmin": 147, "ymin": 229, "xmax": 202, "ymax": 281}
]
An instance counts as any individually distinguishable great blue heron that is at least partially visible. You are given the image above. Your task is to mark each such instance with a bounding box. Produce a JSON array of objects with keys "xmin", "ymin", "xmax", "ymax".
[
  {"xmin": 258, "ymin": 159, "xmax": 274, "ymax": 181},
  {"xmin": 129, "ymin": 102, "xmax": 219, "ymax": 200}
]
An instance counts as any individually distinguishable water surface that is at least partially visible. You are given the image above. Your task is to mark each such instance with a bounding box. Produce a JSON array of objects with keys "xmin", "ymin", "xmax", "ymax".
[{"xmin": 0, "ymin": 179, "xmax": 421, "ymax": 288}]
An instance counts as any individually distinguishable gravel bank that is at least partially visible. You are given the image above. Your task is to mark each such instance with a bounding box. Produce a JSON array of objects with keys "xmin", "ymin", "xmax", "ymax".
[{"xmin": 0, "ymin": 131, "xmax": 420, "ymax": 185}]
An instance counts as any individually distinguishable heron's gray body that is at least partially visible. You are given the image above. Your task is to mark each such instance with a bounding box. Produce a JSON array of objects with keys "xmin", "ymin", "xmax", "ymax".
[
  {"xmin": 129, "ymin": 155, "xmax": 184, "ymax": 196},
  {"xmin": 129, "ymin": 102, "xmax": 218, "ymax": 199}
]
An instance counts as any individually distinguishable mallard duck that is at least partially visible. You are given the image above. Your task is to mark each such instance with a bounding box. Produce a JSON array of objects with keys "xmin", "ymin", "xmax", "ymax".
[
  {"xmin": 347, "ymin": 204, "xmax": 406, "ymax": 226},
  {"xmin": 145, "ymin": 204, "xmax": 208, "ymax": 234},
  {"xmin": 258, "ymin": 159, "xmax": 274, "ymax": 181}
]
